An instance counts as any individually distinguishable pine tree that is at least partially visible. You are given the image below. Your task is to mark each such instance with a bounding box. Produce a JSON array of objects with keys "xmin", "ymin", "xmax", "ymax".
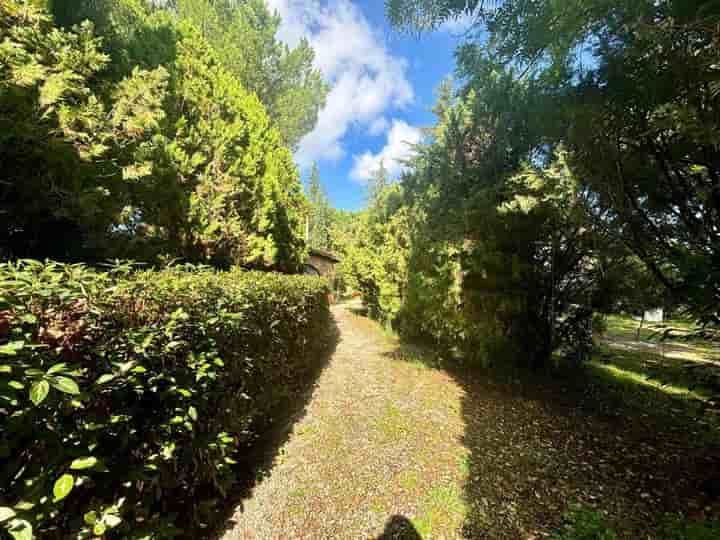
[
  {"xmin": 367, "ymin": 160, "xmax": 391, "ymax": 222},
  {"xmin": 306, "ymin": 162, "xmax": 331, "ymax": 250}
]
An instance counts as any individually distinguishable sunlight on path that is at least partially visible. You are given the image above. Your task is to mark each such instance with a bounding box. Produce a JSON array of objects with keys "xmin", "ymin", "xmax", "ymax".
[{"xmin": 221, "ymin": 303, "xmax": 470, "ymax": 539}]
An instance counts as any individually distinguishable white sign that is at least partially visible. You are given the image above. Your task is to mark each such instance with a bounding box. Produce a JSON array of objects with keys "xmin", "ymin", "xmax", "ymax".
[{"xmin": 644, "ymin": 308, "xmax": 664, "ymax": 323}]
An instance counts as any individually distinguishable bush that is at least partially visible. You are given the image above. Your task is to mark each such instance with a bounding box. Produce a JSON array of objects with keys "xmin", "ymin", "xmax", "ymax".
[
  {"xmin": 551, "ymin": 507, "xmax": 720, "ymax": 540},
  {"xmin": 657, "ymin": 515, "xmax": 720, "ymax": 540},
  {"xmin": 0, "ymin": 260, "xmax": 330, "ymax": 539},
  {"xmin": 552, "ymin": 506, "xmax": 617, "ymax": 540}
]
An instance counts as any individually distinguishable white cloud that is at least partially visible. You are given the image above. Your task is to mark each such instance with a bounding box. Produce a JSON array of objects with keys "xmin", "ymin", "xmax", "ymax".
[
  {"xmin": 351, "ymin": 119, "xmax": 422, "ymax": 182},
  {"xmin": 368, "ymin": 116, "xmax": 389, "ymax": 136},
  {"xmin": 266, "ymin": 0, "xmax": 414, "ymax": 166}
]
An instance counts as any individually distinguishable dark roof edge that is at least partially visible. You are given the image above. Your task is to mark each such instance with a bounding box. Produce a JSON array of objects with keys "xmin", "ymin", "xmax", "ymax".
[{"xmin": 309, "ymin": 248, "xmax": 341, "ymax": 262}]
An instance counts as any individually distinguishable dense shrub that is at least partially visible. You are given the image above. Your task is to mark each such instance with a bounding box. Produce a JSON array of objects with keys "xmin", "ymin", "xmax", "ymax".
[
  {"xmin": 657, "ymin": 515, "xmax": 720, "ymax": 540},
  {"xmin": 551, "ymin": 507, "xmax": 720, "ymax": 540},
  {"xmin": 0, "ymin": 260, "xmax": 330, "ymax": 539}
]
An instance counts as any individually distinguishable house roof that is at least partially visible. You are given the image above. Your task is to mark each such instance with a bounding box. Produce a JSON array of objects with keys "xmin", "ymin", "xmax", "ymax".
[{"xmin": 309, "ymin": 247, "xmax": 340, "ymax": 263}]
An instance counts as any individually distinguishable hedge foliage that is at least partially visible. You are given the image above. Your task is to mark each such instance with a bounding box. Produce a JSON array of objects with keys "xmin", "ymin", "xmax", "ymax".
[{"xmin": 0, "ymin": 260, "xmax": 330, "ymax": 539}]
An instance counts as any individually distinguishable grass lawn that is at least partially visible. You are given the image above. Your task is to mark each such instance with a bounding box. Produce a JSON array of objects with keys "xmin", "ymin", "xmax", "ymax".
[{"xmin": 595, "ymin": 314, "xmax": 719, "ymax": 410}]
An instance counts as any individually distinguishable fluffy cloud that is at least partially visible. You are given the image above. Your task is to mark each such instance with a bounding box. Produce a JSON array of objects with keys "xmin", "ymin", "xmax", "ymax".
[
  {"xmin": 266, "ymin": 0, "xmax": 414, "ymax": 166},
  {"xmin": 351, "ymin": 120, "xmax": 422, "ymax": 182}
]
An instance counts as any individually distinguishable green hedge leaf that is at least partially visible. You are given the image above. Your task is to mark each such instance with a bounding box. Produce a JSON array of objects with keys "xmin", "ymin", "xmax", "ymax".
[
  {"xmin": 29, "ymin": 380, "xmax": 49, "ymax": 406},
  {"xmin": 0, "ymin": 507, "xmax": 16, "ymax": 523},
  {"xmin": 96, "ymin": 373, "xmax": 115, "ymax": 385},
  {"xmin": 104, "ymin": 514, "xmax": 122, "ymax": 528},
  {"xmin": 50, "ymin": 376, "xmax": 80, "ymax": 395},
  {"xmin": 83, "ymin": 511, "xmax": 98, "ymax": 525},
  {"xmin": 46, "ymin": 363, "xmax": 68, "ymax": 375},
  {"xmin": 53, "ymin": 473, "xmax": 74, "ymax": 502},
  {"xmin": 70, "ymin": 457, "xmax": 98, "ymax": 470},
  {"xmin": 7, "ymin": 519, "xmax": 32, "ymax": 540},
  {"xmin": 0, "ymin": 341, "xmax": 24, "ymax": 356}
]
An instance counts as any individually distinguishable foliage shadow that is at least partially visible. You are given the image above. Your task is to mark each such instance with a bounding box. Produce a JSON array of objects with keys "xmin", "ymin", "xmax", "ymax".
[
  {"xmin": 204, "ymin": 314, "xmax": 341, "ymax": 539},
  {"xmin": 388, "ymin": 339, "xmax": 720, "ymax": 538}
]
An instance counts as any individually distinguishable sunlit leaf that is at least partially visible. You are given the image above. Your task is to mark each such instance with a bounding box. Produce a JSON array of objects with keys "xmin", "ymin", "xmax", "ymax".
[
  {"xmin": 7, "ymin": 519, "xmax": 32, "ymax": 540},
  {"xmin": 29, "ymin": 380, "xmax": 49, "ymax": 406},
  {"xmin": 104, "ymin": 514, "xmax": 122, "ymax": 528},
  {"xmin": 51, "ymin": 376, "xmax": 80, "ymax": 395},
  {"xmin": 53, "ymin": 473, "xmax": 74, "ymax": 502},
  {"xmin": 83, "ymin": 511, "xmax": 98, "ymax": 525},
  {"xmin": 0, "ymin": 341, "xmax": 24, "ymax": 356},
  {"xmin": 188, "ymin": 406, "xmax": 198, "ymax": 421},
  {"xmin": 46, "ymin": 363, "xmax": 68, "ymax": 375},
  {"xmin": 96, "ymin": 373, "xmax": 115, "ymax": 385},
  {"xmin": 0, "ymin": 507, "xmax": 16, "ymax": 523},
  {"xmin": 70, "ymin": 457, "xmax": 98, "ymax": 470}
]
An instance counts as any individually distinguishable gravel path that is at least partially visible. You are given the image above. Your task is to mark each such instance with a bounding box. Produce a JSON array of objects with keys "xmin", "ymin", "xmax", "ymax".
[
  {"xmin": 219, "ymin": 303, "xmax": 720, "ymax": 540},
  {"xmin": 221, "ymin": 303, "xmax": 468, "ymax": 539}
]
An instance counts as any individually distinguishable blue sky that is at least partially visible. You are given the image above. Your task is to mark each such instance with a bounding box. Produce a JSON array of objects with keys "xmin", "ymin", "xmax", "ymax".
[{"xmin": 266, "ymin": 0, "xmax": 472, "ymax": 210}]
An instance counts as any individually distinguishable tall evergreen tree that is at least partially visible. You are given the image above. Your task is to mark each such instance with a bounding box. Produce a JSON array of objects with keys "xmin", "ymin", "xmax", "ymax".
[
  {"xmin": 388, "ymin": 0, "xmax": 720, "ymax": 328},
  {"xmin": 47, "ymin": 0, "xmax": 328, "ymax": 148},
  {"xmin": 173, "ymin": 0, "xmax": 328, "ymax": 149},
  {"xmin": 306, "ymin": 162, "xmax": 331, "ymax": 250},
  {"xmin": 1, "ymin": 0, "xmax": 307, "ymax": 271},
  {"xmin": 367, "ymin": 160, "xmax": 390, "ymax": 220}
]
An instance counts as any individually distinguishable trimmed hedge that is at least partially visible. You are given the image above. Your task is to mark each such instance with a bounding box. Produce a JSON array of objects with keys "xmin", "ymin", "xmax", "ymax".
[{"xmin": 0, "ymin": 260, "xmax": 330, "ymax": 539}]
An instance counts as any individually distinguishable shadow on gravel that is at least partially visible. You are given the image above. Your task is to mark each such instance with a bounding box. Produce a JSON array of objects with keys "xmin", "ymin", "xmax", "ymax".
[
  {"xmin": 386, "ymin": 339, "xmax": 720, "ymax": 539},
  {"xmin": 204, "ymin": 314, "xmax": 341, "ymax": 539}
]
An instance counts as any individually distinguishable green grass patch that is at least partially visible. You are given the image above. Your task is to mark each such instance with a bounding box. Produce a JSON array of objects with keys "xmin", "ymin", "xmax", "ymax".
[
  {"xmin": 589, "ymin": 358, "xmax": 708, "ymax": 402},
  {"xmin": 373, "ymin": 403, "xmax": 410, "ymax": 442},
  {"xmin": 594, "ymin": 315, "xmax": 719, "ymax": 407},
  {"xmin": 605, "ymin": 315, "xmax": 713, "ymax": 348},
  {"xmin": 288, "ymin": 487, "xmax": 307, "ymax": 499},
  {"xmin": 458, "ymin": 454, "xmax": 471, "ymax": 477},
  {"xmin": 411, "ymin": 484, "xmax": 466, "ymax": 537},
  {"xmin": 552, "ymin": 506, "xmax": 720, "ymax": 540},
  {"xmin": 586, "ymin": 350, "xmax": 720, "ymax": 446},
  {"xmin": 369, "ymin": 498, "xmax": 387, "ymax": 515},
  {"xmin": 398, "ymin": 469, "xmax": 420, "ymax": 492},
  {"xmin": 552, "ymin": 506, "xmax": 617, "ymax": 540}
]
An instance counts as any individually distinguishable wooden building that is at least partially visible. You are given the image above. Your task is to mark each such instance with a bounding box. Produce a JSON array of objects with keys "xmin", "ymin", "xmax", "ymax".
[{"xmin": 303, "ymin": 248, "xmax": 340, "ymax": 284}]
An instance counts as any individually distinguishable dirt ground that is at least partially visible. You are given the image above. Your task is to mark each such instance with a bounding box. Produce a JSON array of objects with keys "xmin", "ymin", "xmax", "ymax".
[{"xmin": 217, "ymin": 303, "xmax": 720, "ymax": 540}]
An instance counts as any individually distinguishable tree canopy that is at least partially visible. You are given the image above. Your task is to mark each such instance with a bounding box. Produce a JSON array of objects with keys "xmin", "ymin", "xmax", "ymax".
[
  {"xmin": 330, "ymin": 0, "xmax": 720, "ymax": 369},
  {"xmin": 2, "ymin": 0, "xmax": 321, "ymax": 271},
  {"xmin": 48, "ymin": 0, "xmax": 328, "ymax": 149},
  {"xmin": 383, "ymin": 0, "xmax": 720, "ymax": 331}
]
